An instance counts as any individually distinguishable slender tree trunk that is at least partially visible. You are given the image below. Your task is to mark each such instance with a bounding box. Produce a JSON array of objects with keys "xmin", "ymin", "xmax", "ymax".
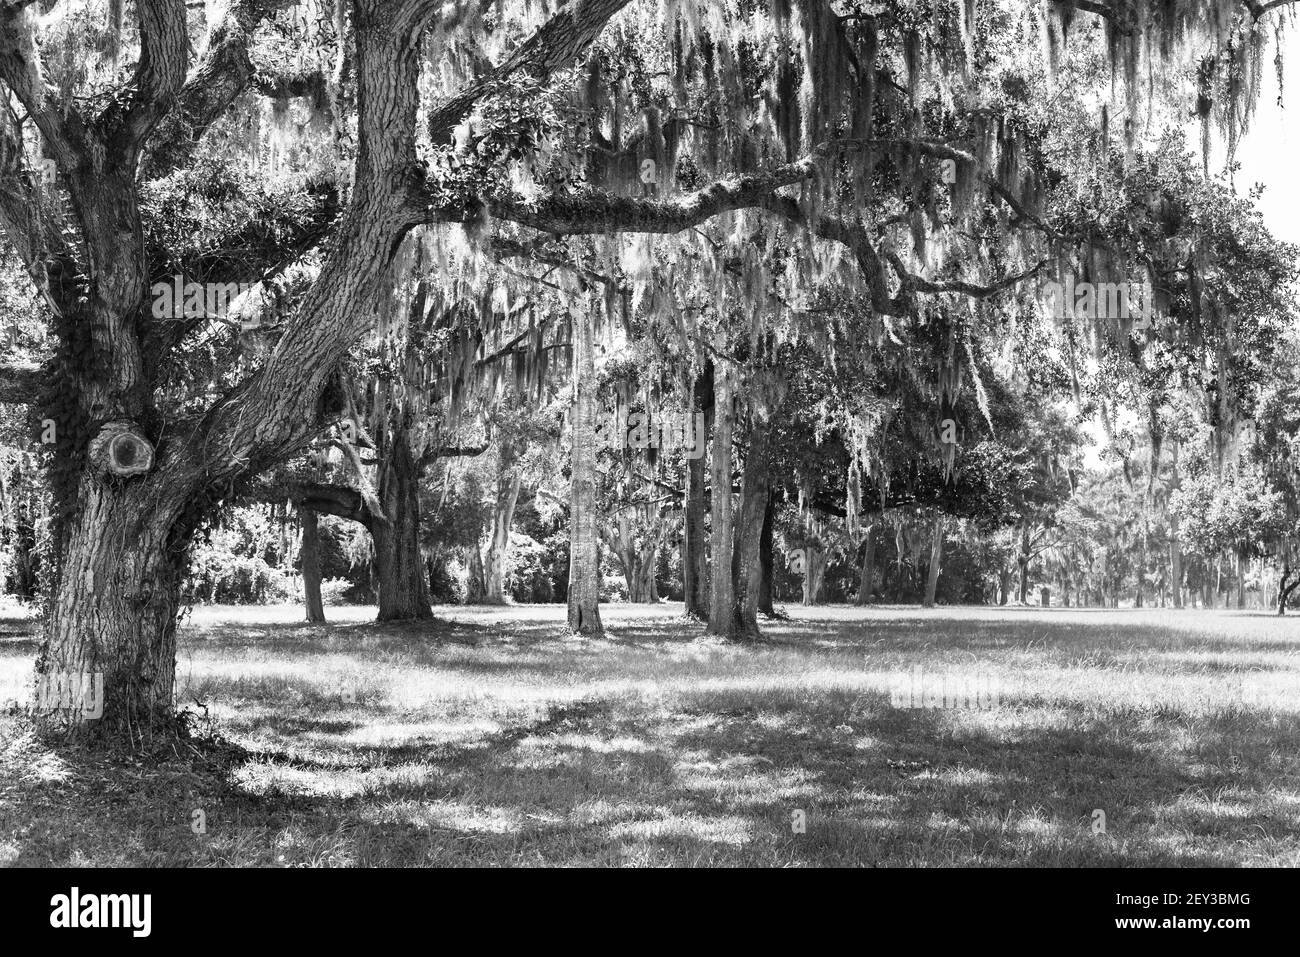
[
  {"xmin": 731, "ymin": 414, "xmax": 776, "ymax": 640},
  {"xmin": 758, "ymin": 496, "xmax": 776, "ymax": 617},
  {"xmin": 803, "ymin": 548, "xmax": 826, "ymax": 605},
  {"xmin": 1170, "ymin": 516, "xmax": 1183, "ymax": 609},
  {"xmin": 300, "ymin": 506, "xmax": 326, "ymax": 623},
  {"xmin": 567, "ymin": 306, "xmax": 603, "ymax": 635},
  {"xmin": 856, "ymin": 523, "xmax": 876, "ymax": 605},
  {"xmin": 476, "ymin": 464, "xmax": 521, "ymax": 605},
  {"xmin": 682, "ymin": 364, "xmax": 712, "ymax": 619},
  {"xmin": 707, "ymin": 355, "xmax": 735, "ymax": 636},
  {"xmin": 998, "ymin": 567, "xmax": 1010, "ymax": 606},
  {"xmin": 1236, "ymin": 549, "xmax": 1246, "ymax": 610},
  {"xmin": 889, "ymin": 526, "xmax": 905, "ymax": 602},
  {"xmin": 1277, "ymin": 549, "xmax": 1300, "ymax": 614},
  {"xmin": 466, "ymin": 545, "xmax": 486, "ymax": 603},
  {"xmin": 1134, "ymin": 531, "xmax": 1146, "ymax": 607},
  {"xmin": 1016, "ymin": 521, "xmax": 1030, "ymax": 603},
  {"xmin": 922, "ymin": 514, "xmax": 943, "ymax": 608}
]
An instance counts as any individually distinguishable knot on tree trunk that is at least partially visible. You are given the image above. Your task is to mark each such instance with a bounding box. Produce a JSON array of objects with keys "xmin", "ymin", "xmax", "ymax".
[{"xmin": 89, "ymin": 420, "xmax": 155, "ymax": 478}]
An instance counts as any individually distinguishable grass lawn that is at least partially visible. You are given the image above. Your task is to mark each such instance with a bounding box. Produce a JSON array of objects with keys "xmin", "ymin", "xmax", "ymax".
[{"xmin": 2, "ymin": 601, "xmax": 1299, "ymax": 866}]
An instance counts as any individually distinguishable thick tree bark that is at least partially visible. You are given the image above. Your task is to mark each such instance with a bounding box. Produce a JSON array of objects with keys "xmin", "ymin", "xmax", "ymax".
[
  {"xmin": 922, "ymin": 514, "xmax": 943, "ymax": 608},
  {"xmin": 38, "ymin": 473, "xmax": 192, "ymax": 736},
  {"xmin": 300, "ymin": 506, "xmax": 326, "ymax": 623},
  {"xmin": 707, "ymin": 354, "xmax": 735, "ymax": 636},
  {"xmin": 567, "ymin": 306, "xmax": 603, "ymax": 635},
  {"xmin": 372, "ymin": 426, "xmax": 432, "ymax": 621},
  {"xmin": 856, "ymin": 523, "xmax": 876, "ymax": 605}
]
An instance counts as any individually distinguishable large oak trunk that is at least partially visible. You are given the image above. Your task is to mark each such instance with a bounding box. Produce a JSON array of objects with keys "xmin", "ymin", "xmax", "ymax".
[
  {"xmin": 38, "ymin": 475, "xmax": 190, "ymax": 737},
  {"xmin": 373, "ymin": 429, "xmax": 432, "ymax": 621}
]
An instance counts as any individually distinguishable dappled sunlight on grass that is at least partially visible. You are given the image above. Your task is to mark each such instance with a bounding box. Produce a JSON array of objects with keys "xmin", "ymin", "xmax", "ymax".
[{"xmin": 3, "ymin": 602, "xmax": 1300, "ymax": 864}]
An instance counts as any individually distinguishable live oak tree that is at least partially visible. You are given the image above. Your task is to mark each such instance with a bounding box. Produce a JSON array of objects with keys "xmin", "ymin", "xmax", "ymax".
[{"xmin": 0, "ymin": 0, "xmax": 1292, "ymax": 736}]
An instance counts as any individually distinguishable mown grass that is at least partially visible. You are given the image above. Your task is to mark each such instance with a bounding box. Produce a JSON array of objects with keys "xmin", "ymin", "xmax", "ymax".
[{"xmin": 2, "ymin": 601, "xmax": 1299, "ymax": 866}]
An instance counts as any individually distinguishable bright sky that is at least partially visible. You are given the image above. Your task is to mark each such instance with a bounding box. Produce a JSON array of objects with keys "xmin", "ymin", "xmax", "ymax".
[{"xmin": 1221, "ymin": 22, "xmax": 1300, "ymax": 245}]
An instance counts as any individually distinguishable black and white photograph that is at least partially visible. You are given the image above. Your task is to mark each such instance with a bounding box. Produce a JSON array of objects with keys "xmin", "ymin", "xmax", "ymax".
[{"xmin": 0, "ymin": 0, "xmax": 1293, "ymax": 933}]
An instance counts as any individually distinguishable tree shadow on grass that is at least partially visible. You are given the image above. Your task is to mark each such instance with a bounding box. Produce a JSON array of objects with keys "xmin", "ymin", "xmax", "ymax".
[
  {"xmin": 173, "ymin": 684, "xmax": 1300, "ymax": 866},
  {"xmin": 7, "ymin": 600, "xmax": 1300, "ymax": 866}
]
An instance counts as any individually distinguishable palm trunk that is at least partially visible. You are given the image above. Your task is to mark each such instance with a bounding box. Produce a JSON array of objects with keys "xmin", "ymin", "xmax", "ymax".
[
  {"xmin": 567, "ymin": 306, "xmax": 603, "ymax": 635},
  {"xmin": 1017, "ymin": 521, "xmax": 1030, "ymax": 603},
  {"xmin": 707, "ymin": 355, "xmax": 735, "ymax": 636},
  {"xmin": 1135, "ymin": 532, "xmax": 1146, "ymax": 608},
  {"xmin": 1170, "ymin": 515, "xmax": 1183, "ymax": 608},
  {"xmin": 300, "ymin": 506, "xmax": 326, "ymax": 623},
  {"xmin": 1236, "ymin": 550, "xmax": 1246, "ymax": 610},
  {"xmin": 730, "ymin": 416, "xmax": 775, "ymax": 640},
  {"xmin": 682, "ymin": 364, "xmax": 712, "ymax": 618}
]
